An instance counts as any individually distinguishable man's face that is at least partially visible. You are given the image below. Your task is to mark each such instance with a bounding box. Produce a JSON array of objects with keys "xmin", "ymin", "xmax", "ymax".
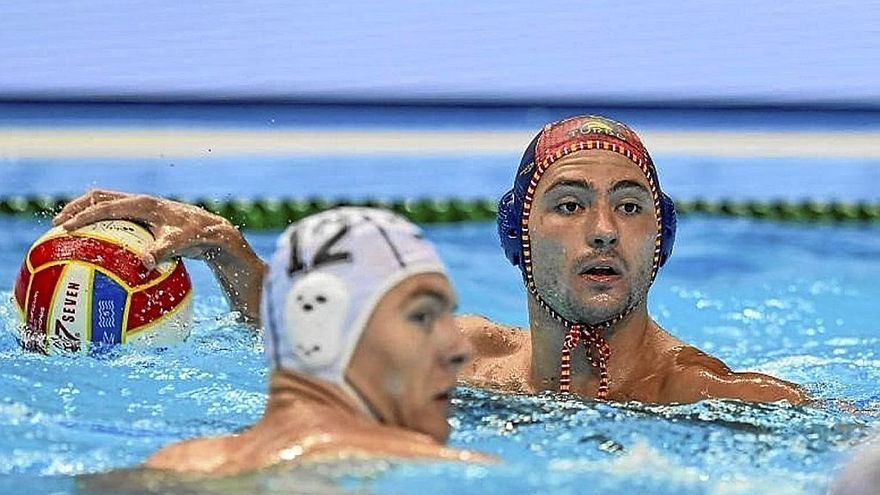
[
  {"xmin": 346, "ymin": 273, "xmax": 470, "ymax": 443},
  {"xmin": 528, "ymin": 150, "xmax": 658, "ymax": 324}
]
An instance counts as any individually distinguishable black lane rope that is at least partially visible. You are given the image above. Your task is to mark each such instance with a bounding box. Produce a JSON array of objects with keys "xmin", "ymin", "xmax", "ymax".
[{"xmin": 1, "ymin": 196, "xmax": 879, "ymax": 227}]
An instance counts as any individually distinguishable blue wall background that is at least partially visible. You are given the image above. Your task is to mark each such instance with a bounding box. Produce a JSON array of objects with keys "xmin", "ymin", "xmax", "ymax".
[{"xmin": 1, "ymin": 1, "xmax": 878, "ymax": 106}]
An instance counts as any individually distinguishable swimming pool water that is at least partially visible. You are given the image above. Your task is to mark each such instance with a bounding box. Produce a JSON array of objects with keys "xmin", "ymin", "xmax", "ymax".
[
  {"xmin": 4, "ymin": 156, "xmax": 880, "ymax": 203},
  {"xmin": 1, "ymin": 214, "xmax": 878, "ymax": 495}
]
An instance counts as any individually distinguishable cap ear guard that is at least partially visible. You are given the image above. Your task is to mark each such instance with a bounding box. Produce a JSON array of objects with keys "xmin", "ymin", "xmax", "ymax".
[
  {"xmin": 497, "ymin": 167, "xmax": 678, "ymax": 272},
  {"xmin": 500, "ymin": 189, "xmax": 678, "ymax": 269},
  {"xmin": 658, "ymin": 192, "xmax": 677, "ymax": 267},
  {"xmin": 263, "ymin": 206, "xmax": 450, "ymax": 390},
  {"xmin": 497, "ymin": 189, "xmax": 522, "ymax": 267},
  {"xmin": 284, "ymin": 272, "xmax": 350, "ymax": 370},
  {"xmin": 496, "ymin": 130, "xmax": 541, "ymax": 270}
]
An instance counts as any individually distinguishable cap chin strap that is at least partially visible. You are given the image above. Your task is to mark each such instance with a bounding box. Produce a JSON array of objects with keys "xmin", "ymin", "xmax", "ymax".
[
  {"xmin": 559, "ymin": 325, "xmax": 611, "ymax": 398},
  {"xmin": 532, "ymin": 289, "xmax": 637, "ymax": 400},
  {"xmin": 339, "ymin": 380, "xmax": 379, "ymax": 421}
]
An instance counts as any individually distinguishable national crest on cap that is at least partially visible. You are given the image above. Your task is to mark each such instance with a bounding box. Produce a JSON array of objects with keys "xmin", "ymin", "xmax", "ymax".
[{"xmin": 534, "ymin": 115, "xmax": 652, "ymax": 170}]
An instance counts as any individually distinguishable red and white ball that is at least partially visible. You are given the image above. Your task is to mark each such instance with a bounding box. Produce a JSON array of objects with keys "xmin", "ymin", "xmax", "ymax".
[{"xmin": 12, "ymin": 220, "xmax": 193, "ymax": 354}]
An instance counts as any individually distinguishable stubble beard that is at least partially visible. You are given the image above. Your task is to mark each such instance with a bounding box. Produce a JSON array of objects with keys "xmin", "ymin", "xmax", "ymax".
[{"xmin": 530, "ymin": 234, "xmax": 656, "ymax": 325}]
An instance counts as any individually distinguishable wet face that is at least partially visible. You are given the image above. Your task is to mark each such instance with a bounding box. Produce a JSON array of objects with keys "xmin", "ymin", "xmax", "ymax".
[
  {"xmin": 528, "ymin": 150, "xmax": 658, "ymax": 324},
  {"xmin": 345, "ymin": 273, "xmax": 470, "ymax": 443}
]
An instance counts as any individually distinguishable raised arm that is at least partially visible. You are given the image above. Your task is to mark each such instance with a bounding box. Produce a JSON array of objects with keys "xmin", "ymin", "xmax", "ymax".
[{"xmin": 54, "ymin": 189, "xmax": 266, "ymax": 325}]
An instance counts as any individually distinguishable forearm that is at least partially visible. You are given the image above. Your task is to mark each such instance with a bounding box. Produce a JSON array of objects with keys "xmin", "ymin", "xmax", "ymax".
[
  {"xmin": 51, "ymin": 189, "xmax": 270, "ymax": 326},
  {"xmin": 204, "ymin": 224, "xmax": 266, "ymax": 326}
]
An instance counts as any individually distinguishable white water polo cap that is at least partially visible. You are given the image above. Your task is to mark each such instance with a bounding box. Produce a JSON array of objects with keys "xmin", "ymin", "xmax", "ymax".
[{"xmin": 262, "ymin": 207, "xmax": 447, "ymax": 388}]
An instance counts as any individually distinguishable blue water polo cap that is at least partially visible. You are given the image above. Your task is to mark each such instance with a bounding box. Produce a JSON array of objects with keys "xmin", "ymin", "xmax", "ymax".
[{"xmin": 497, "ymin": 115, "xmax": 676, "ymax": 287}]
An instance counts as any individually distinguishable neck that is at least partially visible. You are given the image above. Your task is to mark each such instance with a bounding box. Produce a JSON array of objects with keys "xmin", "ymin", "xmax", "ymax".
[
  {"xmin": 264, "ymin": 369, "xmax": 375, "ymax": 421},
  {"xmin": 526, "ymin": 295, "xmax": 651, "ymax": 391}
]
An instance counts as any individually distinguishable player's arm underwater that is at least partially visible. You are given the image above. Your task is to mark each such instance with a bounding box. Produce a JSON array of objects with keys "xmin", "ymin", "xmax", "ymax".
[{"xmin": 54, "ymin": 189, "xmax": 266, "ymax": 325}]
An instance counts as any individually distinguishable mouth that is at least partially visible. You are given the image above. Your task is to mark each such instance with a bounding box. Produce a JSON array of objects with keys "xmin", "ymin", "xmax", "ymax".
[
  {"xmin": 432, "ymin": 387, "xmax": 454, "ymax": 404},
  {"xmin": 579, "ymin": 260, "xmax": 623, "ymax": 283}
]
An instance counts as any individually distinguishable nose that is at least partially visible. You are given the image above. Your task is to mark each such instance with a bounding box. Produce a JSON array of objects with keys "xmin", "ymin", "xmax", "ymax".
[
  {"xmin": 437, "ymin": 315, "xmax": 472, "ymax": 372},
  {"xmin": 588, "ymin": 206, "xmax": 618, "ymax": 251},
  {"xmin": 590, "ymin": 231, "xmax": 618, "ymax": 250}
]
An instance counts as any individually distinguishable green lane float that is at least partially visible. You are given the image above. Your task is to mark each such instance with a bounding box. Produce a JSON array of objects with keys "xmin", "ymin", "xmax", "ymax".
[{"xmin": 1, "ymin": 196, "xmax": 878, "ymax": 228}]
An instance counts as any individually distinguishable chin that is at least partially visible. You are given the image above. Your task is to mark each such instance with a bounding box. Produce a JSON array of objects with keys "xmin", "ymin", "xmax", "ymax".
[
  {"xmin": 413, "ymin": 416, "xmax": 450, "ymax": 443},
  {"xmin": 425, "ymin": 422, "xmax": 450, "ymax": 443},
  {"xmin": 431, "ymin": 426, "xmax": 450, "ymax": 443},
  {"xmin": 578, "ymin": 299, "xmax": 629, "ymax": 323}
]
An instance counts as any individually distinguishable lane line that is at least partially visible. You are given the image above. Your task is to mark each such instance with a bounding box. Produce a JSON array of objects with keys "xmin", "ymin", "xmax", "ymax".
[{"xmin": 2, "ymin": 128, "xmax": 880, "ymax": 158}]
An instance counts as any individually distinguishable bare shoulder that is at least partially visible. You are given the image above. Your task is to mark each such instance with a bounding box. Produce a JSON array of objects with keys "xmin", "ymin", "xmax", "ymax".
[
  {"xmin": 309, "ymin": 427, "xmax": 493, "ymax": 464},
  {"xmin": 671, "ymin": 345, "xmax": 733, "ymax": 375},
  {"xmin": 661, "ymin": 344, "xmax": 808, "ymax": 405},
  {"xmin": 456, "ymin": 314, "xmax": 528, "ymax": 358},
  {"xmin": 642, "ymin": 324, "xmax": 733, "ymax": 377},
  {"xmin": 456, "ymin": 314, "xmax": 531, "ymax": 392},
  {"xmin": 144, "ymin": 436, "xmax": 232, "ymax": 473}
]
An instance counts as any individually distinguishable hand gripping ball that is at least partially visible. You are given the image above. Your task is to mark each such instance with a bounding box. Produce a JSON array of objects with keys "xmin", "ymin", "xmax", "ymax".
[{"xmin": 11, "ymin": 220, "xmax": 193, "ymax": 354}]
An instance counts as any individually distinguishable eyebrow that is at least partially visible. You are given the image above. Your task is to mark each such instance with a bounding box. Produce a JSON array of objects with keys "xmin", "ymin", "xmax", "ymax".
[
  {"xmin": 544, "ymin": 178, "xmax": 651, "ymax": 197},
  {"xmin": 544, "ymin": 179, "xmax": 595, "ymax": 195},
  {"xmin": 402, "ymin": 288, "xmax": 456, "ymax": 310},
  {"xmin": 609, "ymin": 180, "xmax": 652, "ymax": 197}
]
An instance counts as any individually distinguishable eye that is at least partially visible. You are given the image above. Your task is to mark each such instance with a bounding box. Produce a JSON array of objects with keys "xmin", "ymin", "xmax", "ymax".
[
  {"xmin": 409, "ymin": 309, "xmax": 437, "ymax": 330},
  {"xmin": 617, "ymin": 201, "xmax": 643, "ymax": 215},
  {"xmin": 555, "ymin": 201, "xmax": 582, "ymax": 215}
]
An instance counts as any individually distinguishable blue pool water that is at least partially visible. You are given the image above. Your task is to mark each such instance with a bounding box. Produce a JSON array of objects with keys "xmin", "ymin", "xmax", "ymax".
[
  {"xmin": 1, "ymin": 103, "xmax": 880, "ymax": 203},
  {"xmin": 1, "ymin": 213, "xmax": 879, "ymax": 495},
  {"xmin": 2, "ymin": 104, "xmax": 880, "ymax": 494},
  {"xmin": 4, "ymin": 156, "xmax": 880, "ymax": 203}
]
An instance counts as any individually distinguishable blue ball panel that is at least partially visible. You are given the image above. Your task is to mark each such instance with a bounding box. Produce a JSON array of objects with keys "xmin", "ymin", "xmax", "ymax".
[{"xmin": 91, "ymin": 271, "xmax": 127, "ymax": 346}]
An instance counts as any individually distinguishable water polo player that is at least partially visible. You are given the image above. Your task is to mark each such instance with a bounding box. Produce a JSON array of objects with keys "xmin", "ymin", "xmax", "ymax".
[
  {"xmin": 56, "ymin": 114, "xmax": 808, "ymax": 406},
  {"xmin": 141, "ymin": 207, "xmax": 477, "ymax": 472},
  {"xmin": 457, "ymin": 114, "xmax": 807, "ymax": 403}
]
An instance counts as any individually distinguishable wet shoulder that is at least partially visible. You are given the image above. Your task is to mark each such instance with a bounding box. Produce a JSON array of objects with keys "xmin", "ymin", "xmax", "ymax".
[
  {"xmin": 642, "ymin": 323, "xmax": 732, "ymax": 402},
  {"xmin": 647, "ymin": 322, "xmax": 731, "ymax": 375},
  {"xmin": 670, "ymin": 346, "xmax": 733, "ymax": 375},
  {"xmin": 143, "ymin": 436, "xmax": 233, "ymax": 473},
  {"xmin": 654, "ymin": 328, "xmax": 806, "ymax": 404},
  {"xmin": 456, "ymin": 314, "xmax": 532, "ymax": 392},
  {"xmin": 301, "ymin": 425, "xmax": 490, "ymax": 462},
  {"xmin": 456, "ymin": 314, "xmax": 528, "ymax": 358}
]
